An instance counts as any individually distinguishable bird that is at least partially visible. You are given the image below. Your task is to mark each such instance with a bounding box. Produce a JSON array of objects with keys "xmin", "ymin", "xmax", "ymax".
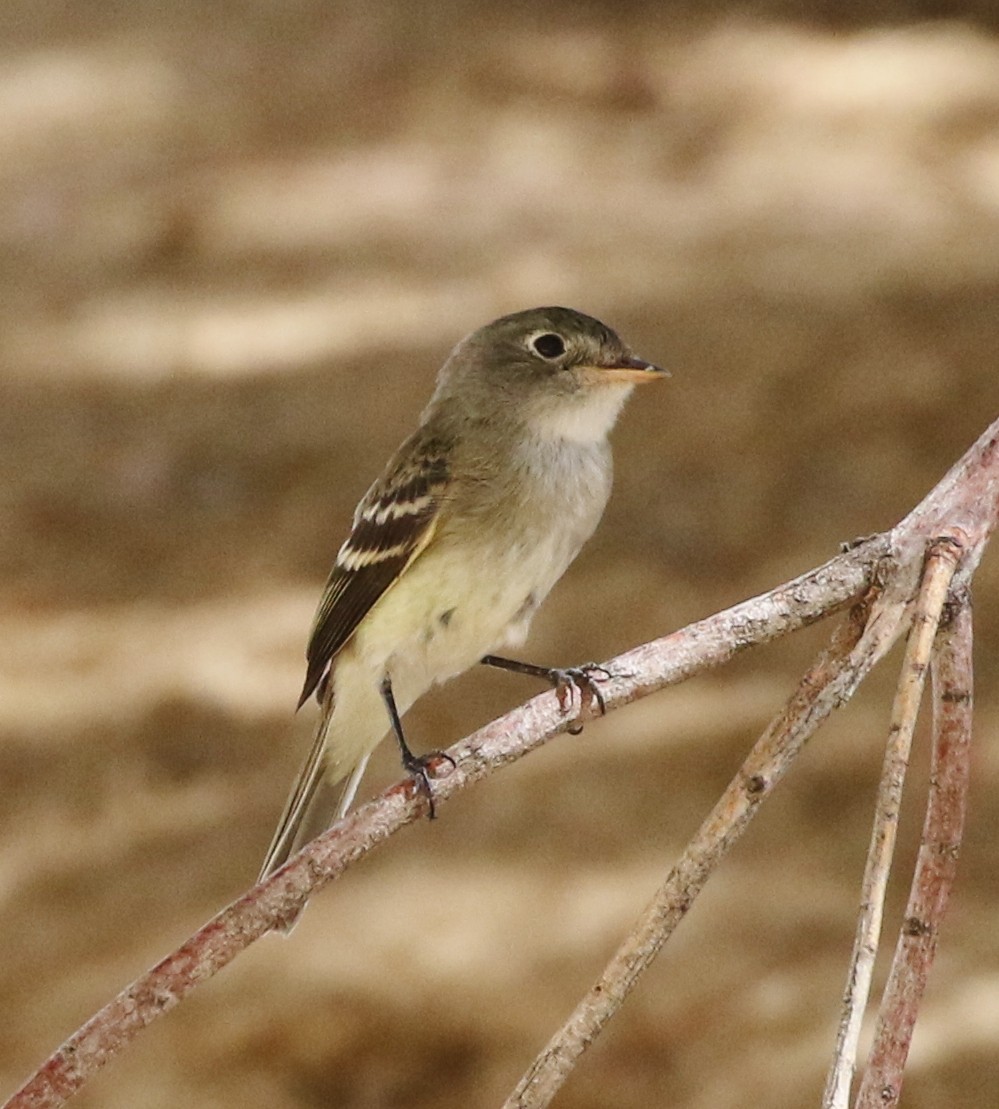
[{"xmin": 259, "ymin": 306, "xmax": 667, "ymax": 919}]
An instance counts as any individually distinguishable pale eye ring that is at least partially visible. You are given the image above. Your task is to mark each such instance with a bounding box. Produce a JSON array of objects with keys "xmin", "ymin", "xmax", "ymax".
[{"xmin": 529, "ymin": 332, "xmax": 567, "ymax": 360}]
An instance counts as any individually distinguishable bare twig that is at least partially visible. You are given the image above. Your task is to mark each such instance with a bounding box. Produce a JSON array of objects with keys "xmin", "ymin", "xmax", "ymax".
[
  {"xmin": 2, "ymin": 538, "xmax": 886, "ymax": 1109},
  {"xmin": 855, "ymin": 598, "xmax": 975, "ymax": 1108},
  {"xmin": 5, "ymin": 417, "xmax": 999, "ymax": 1109},
  {"xmin": 504, "ymin": 592, "xmax": 901, "ymax": 1109},
  {"xmin": 823, "ymin": 535, "xmax": 965, "ymax": 1109},
  {"xmin": 504, "ymin": 415, "xmax": 999, "ymax": 1109}
]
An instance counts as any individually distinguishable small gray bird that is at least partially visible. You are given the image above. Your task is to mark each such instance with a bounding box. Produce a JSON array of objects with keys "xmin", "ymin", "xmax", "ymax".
[{"xmin": 259, "ymin": 307, "xmax": 667, "ymax": 912}]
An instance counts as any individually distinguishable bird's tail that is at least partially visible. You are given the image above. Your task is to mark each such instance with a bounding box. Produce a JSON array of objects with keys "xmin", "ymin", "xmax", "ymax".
[{"xmin": 258, "ymin": 698, "xmax": 372, "ymax": 934}]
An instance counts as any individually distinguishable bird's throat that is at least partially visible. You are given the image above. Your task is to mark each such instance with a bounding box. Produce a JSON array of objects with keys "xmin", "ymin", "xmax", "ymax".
[{"xmin": 526, "ymin": 382, "xmax": 634, "ymax": 444}]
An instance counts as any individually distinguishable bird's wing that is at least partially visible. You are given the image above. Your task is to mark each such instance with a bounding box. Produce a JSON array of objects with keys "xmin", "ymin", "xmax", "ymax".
[{"xmin": 298, "ymin": 428, "xmax": 453, "ymax": 707}]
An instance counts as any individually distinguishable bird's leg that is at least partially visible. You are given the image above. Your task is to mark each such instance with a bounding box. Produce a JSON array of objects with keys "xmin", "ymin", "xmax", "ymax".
[
  {"xmin": 480, "ymin": 654, "xmax": 615, "ymax": 734},
  {"xmin": 380, "ymin": 675, "xmax": 455, "ymax": 819}
]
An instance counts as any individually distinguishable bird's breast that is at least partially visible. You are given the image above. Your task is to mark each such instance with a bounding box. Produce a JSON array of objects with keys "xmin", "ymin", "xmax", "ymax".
[{"xmin": 350, "ymin": 437, "xmax": 611, "ymax": 702}]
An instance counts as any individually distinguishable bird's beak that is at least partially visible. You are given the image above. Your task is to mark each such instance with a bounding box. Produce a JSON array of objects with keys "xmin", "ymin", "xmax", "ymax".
[{"xmin": 589, "ymin": 355, "xmax": 670, "ymax": 384}]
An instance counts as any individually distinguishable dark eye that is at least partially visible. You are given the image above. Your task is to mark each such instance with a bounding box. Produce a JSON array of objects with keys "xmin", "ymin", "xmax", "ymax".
[{"xmin": 530, "ymin": 332, "xmax": 566, "ymax": 360}]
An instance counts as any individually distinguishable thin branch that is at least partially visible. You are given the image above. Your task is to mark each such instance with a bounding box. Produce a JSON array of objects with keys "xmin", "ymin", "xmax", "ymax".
[
  {"xmin": 898, "ymin": 421, "xmax": 999, "ymax": 572},
  {"xmin": 822, "ymin": 535, "xmax": 964, "ymax": 1109},
  {"xmin": 855, "ymin": 597, "xmax": 975, "ymax": 1108},
  {"xmin": 502, "ymin": 411, "xmax": 999, "ymax": 1108},
  {"xmin": 2, "ymin": 538, "xmax": 886, "ymax": 1109},
  {"xmin": 504, "ymin": 581, "xmax": 909, "ymax": 1109},
  {"xmin": 5, "ymin": 416, "xmax": 999, "ymax": 1109}
]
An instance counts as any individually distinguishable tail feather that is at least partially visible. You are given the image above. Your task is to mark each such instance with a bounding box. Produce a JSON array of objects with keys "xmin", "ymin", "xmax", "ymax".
[
  {"xmin": 259, "ymin": 751, "xmax": 372, "ymax": 936},
  {"xmin": 333, "ymin": 753, "xmax": 369, "ymax": 823},
  {"xmin": 258, "ymin": 713, "xmax": 333, "ymax": 885},
  {"xmin": 260, "ymin": 665, "xmax": 390, "ymax": 933},
  {"xmin": 276, "ymin": 751, "xmax": 368, "ymax": 877}
]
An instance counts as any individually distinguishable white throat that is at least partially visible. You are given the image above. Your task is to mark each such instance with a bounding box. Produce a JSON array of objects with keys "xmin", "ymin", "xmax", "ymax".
[{"xmin": 527, "ymin": 383, "xmax": 634, "ymax": 444}]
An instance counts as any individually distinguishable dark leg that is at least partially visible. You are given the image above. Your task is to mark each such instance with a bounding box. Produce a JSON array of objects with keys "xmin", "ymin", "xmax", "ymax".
[
  {"xmin": 380, "ymin": 675, "xmax": 454, "ymax": 818},
  {"xmin": 480, "ymin": 654, "xmax": 614, "ymax": 734}
]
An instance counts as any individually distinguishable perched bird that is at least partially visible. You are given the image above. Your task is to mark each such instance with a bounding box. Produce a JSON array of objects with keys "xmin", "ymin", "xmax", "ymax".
[{"xmin": 259, "ymin": 306, "xmax": 667, "ymax": 910}]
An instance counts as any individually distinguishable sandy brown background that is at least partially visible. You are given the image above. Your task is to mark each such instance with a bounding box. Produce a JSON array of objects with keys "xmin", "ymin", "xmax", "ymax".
[{"xmin": 2, "ymin": 2, "xmax": 999, "ymax": 1106}]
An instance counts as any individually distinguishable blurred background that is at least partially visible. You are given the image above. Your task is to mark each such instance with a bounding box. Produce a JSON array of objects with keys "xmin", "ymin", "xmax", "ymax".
[{"xmin": 2, "ymin": 2, "xmax": 999, "ymax": 1106}]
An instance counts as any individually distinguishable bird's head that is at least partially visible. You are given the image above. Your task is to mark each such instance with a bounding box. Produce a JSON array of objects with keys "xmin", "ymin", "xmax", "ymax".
[{"xmin": 434, "ymin": 306, "xmax": 668, "ymax": 443}]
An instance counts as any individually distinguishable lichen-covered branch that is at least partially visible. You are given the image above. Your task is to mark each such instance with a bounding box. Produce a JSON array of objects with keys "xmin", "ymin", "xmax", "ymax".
[
  {"xmin": 505, "ymin": 589, "xmax": 901, "ymax": 1109},
  {"xmin": 855, "ymin": 598, "xmax": 975, "ymax": 1108},
  {"xmin": 823, "ymin": 535, "xmax": 964, "ymax": 1109},
  {"xmin": 5, "ymin": 415, "xmax": 998, "ymax": 1109},
  {"xmin": 4, "ymin": 537, "xmax": 890, "ymax": 1109}
]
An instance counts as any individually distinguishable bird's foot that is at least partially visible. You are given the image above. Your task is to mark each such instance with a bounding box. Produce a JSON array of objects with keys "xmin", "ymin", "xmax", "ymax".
[
  {"xmin": 401, "ymin": 750, "xmax": 456, "ymax": 819},
  {"xmin": 479, "ymin": 654, "xmax": 621, "ymax": 735},
  {"xmin": 546, "ymin": 663, "xmax": 614, "ymax": 734}
]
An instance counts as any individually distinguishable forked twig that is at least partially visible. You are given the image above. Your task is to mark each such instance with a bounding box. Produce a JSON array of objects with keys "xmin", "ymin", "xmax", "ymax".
[
  {"xmin": 1, "ymin": 537, "xmax": 887, "ymax": 1109},
  {"xmin": 504, "ymin": 412, "xmax": 998, "ymax": 1107},
  {"xmin": 855, "ymin": 598, "xmax": 975, "ymax": 1108},
  {"xmin": 4, "ymin": 418, "xmax": 999, "ymax": 1109},
  {"xmin": 503, "ymin": 591, "xmax": 901, "ymax": 1109},
  {"xmin": 822, "ymin": 535, "xmax": 965, "ymax": 1108}
]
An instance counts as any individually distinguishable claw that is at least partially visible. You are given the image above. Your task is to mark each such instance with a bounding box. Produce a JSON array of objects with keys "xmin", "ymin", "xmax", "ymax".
[
  {"xmin": 401, "ymin": 750, "xmax": 455, "ymax": 819},
  {"xmin": 548, "ymin": 662, "xmax": 614, "ymax": 732},
  {"xmin": 479, "ymin": 654, "xmax": 617, "ymax": 736}
]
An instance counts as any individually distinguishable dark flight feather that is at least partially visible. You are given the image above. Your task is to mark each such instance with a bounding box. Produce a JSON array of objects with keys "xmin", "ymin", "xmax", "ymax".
[{"xmin": 298, "ymin": 429, "xmax": 452, "ymax": 707}]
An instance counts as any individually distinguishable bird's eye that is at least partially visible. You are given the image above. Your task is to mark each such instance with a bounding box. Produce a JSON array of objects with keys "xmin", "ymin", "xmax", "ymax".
[{"xmin": 530, "ymin": 333, "xmax": 566, "ymax": 360}]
